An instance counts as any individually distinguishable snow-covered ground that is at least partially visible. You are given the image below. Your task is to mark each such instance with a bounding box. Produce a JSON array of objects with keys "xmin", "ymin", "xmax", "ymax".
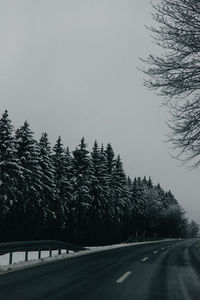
[
  {"xmin": 0, "ymin": 239, "xmax": 176, "ymax": 274},
  {"xmin": 0, "ymin": 249, "xmax": 69, "ymax": 266}
]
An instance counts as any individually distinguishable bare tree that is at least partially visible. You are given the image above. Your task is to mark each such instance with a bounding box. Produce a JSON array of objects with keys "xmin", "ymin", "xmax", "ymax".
[{"xmin": 142, "ymin": 0, "xmax": 200, "ymax": 167}]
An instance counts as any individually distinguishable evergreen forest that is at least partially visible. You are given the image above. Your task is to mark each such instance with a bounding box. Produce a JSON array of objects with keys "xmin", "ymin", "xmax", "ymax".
[{"xmin": 0, "ymin": 110, "xmax": 198, "ymax": 245}]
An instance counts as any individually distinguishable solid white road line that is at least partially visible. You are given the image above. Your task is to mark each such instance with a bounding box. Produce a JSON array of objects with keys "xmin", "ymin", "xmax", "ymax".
[
  {"xmin": 142, "ymin": 257, "xmax": 148, "ymax": 262},
  {"xmin": 153, "ymin": 251, "xmax": 158, "ymax": 254},
  {"xmin": 116, "ymin": 271, "xmax": 132, "ymax": 283}
]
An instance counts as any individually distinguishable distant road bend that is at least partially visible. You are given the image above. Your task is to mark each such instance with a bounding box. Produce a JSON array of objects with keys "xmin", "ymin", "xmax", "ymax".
[{"xmin": 0, "ymin": 239, "xmax": 200, "ymax": 300}]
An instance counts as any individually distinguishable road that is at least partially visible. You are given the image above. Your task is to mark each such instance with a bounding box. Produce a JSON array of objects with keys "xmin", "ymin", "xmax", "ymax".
[{"xmin": 0, "ymin": 239, "xmax": 200, "ymax": 300}]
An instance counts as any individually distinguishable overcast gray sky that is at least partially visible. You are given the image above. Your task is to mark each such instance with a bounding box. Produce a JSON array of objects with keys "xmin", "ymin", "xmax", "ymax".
[{"xmin": 1, "ymin": 0, "xmax": 200, "ymax": 223}]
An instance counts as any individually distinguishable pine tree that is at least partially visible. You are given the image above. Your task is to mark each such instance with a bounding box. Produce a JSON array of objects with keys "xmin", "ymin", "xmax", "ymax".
[
  {"xmin": 111, "ymin": 155, "xmax": 131, "ymax": 241},
  {"xmin": 165, "ymin": 190, "xmax": 178, "ymax": 206},
  {"xmin": 0, "ymin": 110, "xmax": 22, "ymax": 240},
  {"xmin": 156, "ymin": 183, "xmax": 169, "ymax": 209},
  {"xmin": 127, "ymin": 176, "xmax": 132, "ymax": 188},
  {"xmin": 38, "ymin": 132, "xmax": 56, "ymax": 237},
  {"xmin": 89, "ymin": 141, "xmax": 110, "ymax": 243},
  {"xmin": 91, "ymin": 141, "xmax": 109, "ymax": 194},
  {"xmin": 132, "ymin": 177, "xmax": 146, "ymax": 214},
  {"xmin": 131, "ymin": 177, "xmax": 147, "ymax": 237},
  {"xmin": 112, "ymin": 155, "xmax": 130, "ymax": 210},
  {"xmin": 142, "ymin": 188, "xmax": 162, "ymax": 236},
  {"xmin": 70, "ymin": 137, "xmax": 93, "ymax": 244},
  {"xmin": 147, "ymin": 176, "xmax": 153, "ymax": 189},
  {"xmin": 104, "ymin": 143, "xmax": 115, "ymax": 176},
  {"xmin": 142, "ymin": 176, "xmax": 148, "ymax": 186},
  {"xmin": 52, "ymin": 136, "xmax": 72, "ymax": 238},
  {"xmin": 15, "ymin": 121, "xmax": 44, "ymax": 239}
]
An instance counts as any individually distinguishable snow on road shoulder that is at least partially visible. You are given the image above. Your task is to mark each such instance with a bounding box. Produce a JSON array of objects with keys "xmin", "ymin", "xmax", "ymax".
[
  {"xmin": 87, "ymin": 239, "xmax": 175, "ymax": 251},
  {"xmin": 0, "ymin": 239, "xmax": 176, "ymax": 274}
]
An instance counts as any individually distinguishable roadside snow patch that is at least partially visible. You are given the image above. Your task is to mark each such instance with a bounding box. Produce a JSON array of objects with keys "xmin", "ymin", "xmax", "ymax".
[{"xmin": 0, "ymin": 239, "xmax": 176, "ymax": 274}]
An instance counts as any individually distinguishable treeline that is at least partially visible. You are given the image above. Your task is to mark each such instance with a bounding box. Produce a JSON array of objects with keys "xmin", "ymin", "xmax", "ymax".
[{"xmin": 0, "ymin": 110, "xmax": 198, "ymax": 245}]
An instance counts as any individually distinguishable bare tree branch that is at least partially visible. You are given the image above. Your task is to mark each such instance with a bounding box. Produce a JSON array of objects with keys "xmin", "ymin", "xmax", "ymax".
[{"xmin": 142, "ymin": 0, "xmax": 200, "ymax": 167}]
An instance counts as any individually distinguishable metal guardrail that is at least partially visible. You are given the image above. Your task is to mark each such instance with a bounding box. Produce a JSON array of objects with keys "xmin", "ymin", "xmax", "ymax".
[{"xmin": 0, "ymin": 240, "xmax": 88, "ymax": 265}]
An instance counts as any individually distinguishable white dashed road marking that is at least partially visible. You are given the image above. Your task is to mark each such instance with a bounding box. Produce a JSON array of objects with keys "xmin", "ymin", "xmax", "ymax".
[
  {"xmin": 116, "ymin": 272, "xmax": 132, "ymax": 283},
  {"xmin": 153, "ymin": 251, "xmax": 158, "ymax": 254},
  {"xmin": 142, "ymin": 257, "xmax": 148, "ymax": 262}
]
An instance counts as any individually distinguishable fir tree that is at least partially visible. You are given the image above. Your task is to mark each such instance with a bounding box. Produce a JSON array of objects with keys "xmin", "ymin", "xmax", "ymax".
[
  {"xmin": 165, "ymin": 190, "xmax": 178, "ymax": 206},
  {"xmin": 105, "ymin": 143, "xmax": 115, "ymax": 176},
  {"xmin": 89, "ymin": 141, "xmax": 110, "ymax": 243},
  {"xmin": 70, "ymin": 138, "xmax": 93, "ymax": 243},
  {"xmin": 147, "ymin": 176, "xmax": 153, "ymax": 189},
  {"xmin": 0, "ymin": 110, "xmax": 22, "ymax": 240},
  {"xmin": 112, "ymin": 155, "xmax": 130, "ymax": 208},
  {"xmin": 156, "ymin": 183, "xmax": 169, "ymax": 209},
  {"xmin": 15, "ymin": 121, "xmax": 44, "ymax": 239},
  {"xmin": 0, "ymin": 112, "xmax": 189, "ymax": 243},
  {"xmin": 52, "ymin": 136, "xmax": 72, "ymax": 237},
  {"xmin": 127, "ymin": 176, "xmax": 132, "ymax": 188},
  {"xmin": 131, "ymin": 177, "xmax": 147, "ymax": 237},
  {"xmin": 39, "ymin": 132, "xmax": 56, "ymax": 237},
  {"xmin": 142, "ymin": 176, "xmax": 148, "ymax": 186},
  {"xmin": 111, "ymin": 155, "xmax": 131, "ymax": 241}
]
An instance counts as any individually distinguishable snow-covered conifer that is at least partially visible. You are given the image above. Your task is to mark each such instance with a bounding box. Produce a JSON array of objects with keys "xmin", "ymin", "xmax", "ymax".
[
  {"xmin": 15, "ymin": 121, "xmax": 44, "ymax": 239},
  {"xmin": 70, "ymin": 138, "xmax": 93, "ymax": 242},
  {"xmin": 52, "ymin": 136, "xmax": 73, "ymax": 235},
  {"xmin": 0, "ymin": 110, "xmax": 22, "ymax": 239},
  {"xmin": 39, "ymin": 132, "xmax": 57, "ymax": 235},
  {"xmin": 89, "ymin": 141, "xmax": 111, "ymax": 243}
]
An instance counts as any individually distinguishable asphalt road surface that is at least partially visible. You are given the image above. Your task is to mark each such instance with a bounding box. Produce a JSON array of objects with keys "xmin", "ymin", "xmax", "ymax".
[{"xmin": 0, "ymin": 239, "xmax": 200, "ymax": 300}]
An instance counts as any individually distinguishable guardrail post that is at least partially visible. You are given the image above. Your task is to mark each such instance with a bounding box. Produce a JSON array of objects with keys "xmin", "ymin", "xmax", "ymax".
[
  {"xmin": 9, "ymin": 252, "xmax": 13, "ymax": 265},
  {"xmin": 25, "ymin": 251, "xmax": 28, "ymax": 261},
  {"xmin": 1, "ymin": 241, "xmax": 85, "ymax": 265}
]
